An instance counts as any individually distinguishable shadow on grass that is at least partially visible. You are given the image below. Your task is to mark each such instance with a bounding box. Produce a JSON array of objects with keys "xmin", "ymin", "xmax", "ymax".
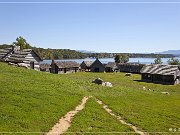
[{"xmin": 133, "ymin": 79, "xmax": 174, "ymax": 85}]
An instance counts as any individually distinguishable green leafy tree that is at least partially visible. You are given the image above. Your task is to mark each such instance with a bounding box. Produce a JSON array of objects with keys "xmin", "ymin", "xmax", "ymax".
[
  {"xmin": 114, "ymin": 54, "xmax": 129, "ymax": 63},
  {"xmin": 13, "ymin": 36, "xmax": 32, "ymax": 50},
  {"xmin": 167, "ymin": 58, "xmax": 180, "ymax": 65},
  {"xmin": 120, "ymin": 54, "xmax": 129, "ymax": 63},
  {"xmin": 154, "ymin": 56, "xmax": 162, "ymax": 64},
  {"xmin": 114, "ymin": 55, "xmax": 120, "ymax": 63}
]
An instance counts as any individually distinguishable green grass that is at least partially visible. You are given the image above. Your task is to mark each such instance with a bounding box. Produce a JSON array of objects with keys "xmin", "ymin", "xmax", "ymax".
[
  {"xmin": 0, "ymin": 62, "xmax": 180, "ymax": 134},
  {"xmin": 0, "ymin": 62, "xmax": 85, "ymax": 132},
  {"xmin": 66, "ymin": 98, "xmax": 134, "ymax": 134},
  {"xmin": 62, "ymin": 72, "xmax": 180, "ymax": 133}
]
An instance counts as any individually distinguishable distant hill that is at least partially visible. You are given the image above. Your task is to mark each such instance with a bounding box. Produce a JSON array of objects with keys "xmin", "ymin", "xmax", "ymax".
[{"xmin": 157, "ymin": 50, "xmax": 180, "ymax": 56}]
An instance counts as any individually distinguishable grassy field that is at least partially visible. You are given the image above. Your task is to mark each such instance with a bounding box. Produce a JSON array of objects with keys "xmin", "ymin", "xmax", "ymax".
[
  {"xmin": 0, "ymin": 62, "xmax": 180, "ymax": 134},
  {"xmin": 63, "ymin": 72, "xmax": 180, "ymax": 133}
]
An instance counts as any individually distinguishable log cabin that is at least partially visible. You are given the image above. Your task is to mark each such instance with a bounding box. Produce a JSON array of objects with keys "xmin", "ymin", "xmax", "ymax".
[
  {"xmin": 40, "ymin": 63, "xmax": 51, "ymax": 72},
  {"xmin": 49, "ymin": 60, "xmax": 80, "ymax": 74},
  {"xmin": 140, "ymin": 64, "xmax": 180, "ymax": 85},
  {"xmin": 80, "ymin": 61, "xmax": 93, "ymax": 71},
  {"xmin": 105, "ymin": 62, "xmax": 117, "ymax": 72},
  {"xmin": 5, "ymin": 48, "xmax": 42, "ymax": 70},
  {"xmin": 90, "ymin": 58, "xmax": 105, "ymax": 72}
]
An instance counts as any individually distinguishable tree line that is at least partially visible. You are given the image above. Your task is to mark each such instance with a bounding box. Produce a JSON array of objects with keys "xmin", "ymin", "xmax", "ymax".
[{"xmin": 0, "ymin": 36, "xmax": 177, "ymax": 61}]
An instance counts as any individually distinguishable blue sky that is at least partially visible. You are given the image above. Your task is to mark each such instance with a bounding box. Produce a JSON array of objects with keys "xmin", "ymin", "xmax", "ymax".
[{"xmin": 0, "ymin": 0, "xmax": 180, "ymax": 53}]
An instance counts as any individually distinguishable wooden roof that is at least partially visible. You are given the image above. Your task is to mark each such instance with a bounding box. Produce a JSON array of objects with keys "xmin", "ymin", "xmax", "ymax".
[
  {"xmin": 56, "ymin": 61, "xmax": 80, "ymax": 68},
  {"xmin": 140, "ymin": 64, "xmax": 180, "ymax": 76},
  {"xmin": 6, "ymin": 49, "xmax": 42, "ymax": 63},
  {"xmin": 0, "ymin": 48, "xmax": 13, "ymax": 60},
  {"xmin": 81, "ymin": 61, "xmax": 93, "ymax": 67},
  {"xmin": 90, "ymin": 58, "xmax": 104, "ymax": 68},
  {"xmin": 105, "ymin": 62, "xmax": 116, "ymax": 68},
  {"xmin": 40, "ymin": 63, "xmax": 51, "ymax": 69}
]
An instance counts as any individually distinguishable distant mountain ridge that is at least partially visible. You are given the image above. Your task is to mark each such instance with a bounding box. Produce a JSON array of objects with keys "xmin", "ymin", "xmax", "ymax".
[{"xmin": 156, "ymin": 50, "xmax": 180, "ymax": 56}]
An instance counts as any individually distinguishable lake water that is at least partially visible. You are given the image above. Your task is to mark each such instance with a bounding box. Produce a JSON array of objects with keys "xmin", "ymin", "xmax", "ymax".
[{"xmin": 42, "ymin": 57, "xmax": 180, "ymax": 65}]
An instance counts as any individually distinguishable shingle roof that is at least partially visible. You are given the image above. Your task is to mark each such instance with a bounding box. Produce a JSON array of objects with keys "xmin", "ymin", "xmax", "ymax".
[
  {"xmin": 40, "ymin": 63, "xmax": 51, "ymax": 69},
  {"xmin": 56, "ymin": 61, "xmax": 80, "ymax": 68},
  {"xmin": 90, "ymin": 58, "xmax": 104, "ymax": 68},
  {"xmin": 6, "ymin": 49, "xmax": 42, "ymax": 62},
  {"xmin": 140, "ymin": 64, "xmax": 180, "ymax": 75},
  {"xmin": 0, "ymin": 48, "xmax": 13, "ymax": 60},
  {"xmin": 105, "ymin": 62, "xmax": 116, "ymax": 68},
  {"xmin": 83, "ymin": 61, "xmax": 93, "ymax": 67}
]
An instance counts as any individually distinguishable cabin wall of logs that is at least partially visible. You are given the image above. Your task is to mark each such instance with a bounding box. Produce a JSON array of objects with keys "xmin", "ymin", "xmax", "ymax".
[{"xmin": 141, "ymin": 64, "xmax": 180, "ymax": 85}]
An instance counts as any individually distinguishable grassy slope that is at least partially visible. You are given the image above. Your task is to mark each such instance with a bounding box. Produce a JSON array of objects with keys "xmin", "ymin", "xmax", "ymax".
[
  {"xmin": 63, "ymin": 72, "xmax": 180, "ymax": 133},
  {"xmin": 0, "ymin": 62, "xmax": 85, "ymax": 132},
  {"xmin": 1, "ymin": 62, "xmax": 180, "ymax": 134},
  {"xmin": 66, "ymin": 98, "xmax": 134, "ymax": 134}
]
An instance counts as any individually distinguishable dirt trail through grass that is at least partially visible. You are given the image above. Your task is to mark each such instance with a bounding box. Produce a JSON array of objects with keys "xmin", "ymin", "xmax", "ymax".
[
  {"xmin": 47, "ymin": 96, "xmax": 89, "ymax": 135},
  {"xmin": 95, "ymin": 98, "xmax": 146, "ymax": 135}
]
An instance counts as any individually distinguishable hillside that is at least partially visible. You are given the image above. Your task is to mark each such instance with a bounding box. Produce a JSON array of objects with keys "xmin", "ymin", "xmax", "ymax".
[{"xmin": 0, "ymin": 62, "xmax": 180, "ymax": 134}]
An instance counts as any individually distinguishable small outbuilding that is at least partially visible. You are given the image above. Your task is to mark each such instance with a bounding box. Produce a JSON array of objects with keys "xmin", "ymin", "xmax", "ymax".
[
  {"xmin": 105, "ymin": 62, "xmax": 117, "ymax": 72},
  {"xmin": 40, "ymin": 63, "xmax": 51, "ymax": 72},
  {"xmin": 80, "ymin": 61, "xmax": 93, "ymax": 71},
  {"xmin": 49, "ymin": 60, "xmax": 80, "ymax": 74},
  {"xmin": 140, "ymin": 64, "xmax": 180, "ymax": 85},
  {"xmin": 90, "ymin": 58, "xmax": 105, "ymax": 72}
]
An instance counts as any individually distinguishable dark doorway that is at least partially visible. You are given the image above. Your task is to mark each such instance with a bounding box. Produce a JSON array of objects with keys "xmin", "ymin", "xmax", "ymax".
[
  {"xmin": 94, "ymin": 68, "xmax": 99, "ymax": 72},
  {"xmin": 30, "ymin": 61, "xmax": 34, "ymax": 69}
]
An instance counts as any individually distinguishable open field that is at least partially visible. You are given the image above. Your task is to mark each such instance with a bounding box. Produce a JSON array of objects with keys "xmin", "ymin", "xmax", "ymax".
[
  {"xmin": 0, "ymin": 62, "xmax": 180, "ymax": 134},
  {"xmin": 64, "ymin": 72, "xmax": 180, "ymax": 133}
]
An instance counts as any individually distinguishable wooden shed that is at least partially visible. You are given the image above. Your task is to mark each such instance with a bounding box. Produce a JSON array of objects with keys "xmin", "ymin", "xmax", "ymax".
[
  {"xmin": 40, "ymin": 63, "xmax": 51, "ymax": 72},
  {"xmin": 49, "ymin": 60, "xmax": 80, "ymax": 74},
  {"xmin": 5, "ymin": 49, "xmax": 42, "ymax": 70},
  {"xmin": 140, "ymin": 64, "xmax": 180, "ymax": 85},
  {"xmin": 105, "ymin": 62, "xmax": 117, "ymax": 72},
  {"xmin": 80, "ymin": 61, "xmax": 93, "ymax": 71},
  {"xmin": 90, "ymin": 58, "xmax": 105, "ymax": 72}
]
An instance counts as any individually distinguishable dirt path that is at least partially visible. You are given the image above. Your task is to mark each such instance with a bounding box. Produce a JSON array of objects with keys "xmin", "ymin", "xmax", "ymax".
[
  {"xmin": 46, "ymin": 96, "xmax": 89, "ymax": 135},
  {"xmin": 95, "ymin": 98, "xmax": 146, "ymax": 135}
]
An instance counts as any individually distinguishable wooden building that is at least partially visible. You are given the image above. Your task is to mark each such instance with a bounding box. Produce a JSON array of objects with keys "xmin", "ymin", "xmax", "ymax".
[
  {"xmin": 90, "ymin": 58, "xmax": 105, "ymax": 72},
  {"xmin": 40, "ymin": 63, "xmax": 51, "ymax": 72},
  {"xmin": 5, "ymin": 49, "xmax": 42, "ymax": 70},
  {"xmin": 117, "ymin": 63, "xmax": 144, "ymax": 74},
  {"xmin": 49, "ymin": 60, "xmax": 80, "ymax": 74},
  {"xmin": 80, "ymin": 61, "xmax": 93, "ymax": 71},
  {"xmin": 140, "ymin": 64, "xmax": 180, "ymax": 85},
  {"xmin": 105, "ymin": 62, "xmax": 117, "ymax": 72}
]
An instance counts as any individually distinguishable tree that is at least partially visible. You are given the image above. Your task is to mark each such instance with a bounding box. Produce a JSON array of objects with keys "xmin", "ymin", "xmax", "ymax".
[
  {"xmin": 120, "ymin": 54, "xmax": 129, "ymax": 63},
  {"xmin": 114, "ymin": 55, "xmax": 120, "ymax": 63},
  {"xmin": 167, "ymin": 58, "xmax": 180, "ymax": 65},
  {"xmin": 114, "ymin": 54, "xmax": 129, "ymax": 63},
  {"xmin": 13, "ymin": 36, "xmax": 32, "ymax": 50},
  {"xmin": 154, "ymin": 56, "xmax": 162, "ymax": 64}
]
